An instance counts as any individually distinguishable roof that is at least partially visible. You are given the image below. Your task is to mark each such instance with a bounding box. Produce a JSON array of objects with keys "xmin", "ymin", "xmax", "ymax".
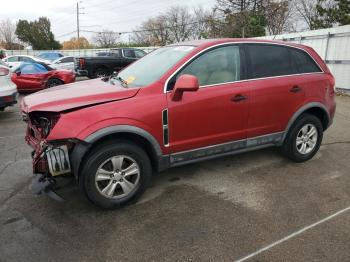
[{"xmin": 168, "ymin": 38, "xmax": 305, "ymax": 50}]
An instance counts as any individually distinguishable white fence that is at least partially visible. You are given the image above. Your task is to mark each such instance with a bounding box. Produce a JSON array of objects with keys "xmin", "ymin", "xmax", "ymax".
[
  {"xmin": 5, "ymin": 47, "xmax": 157, "ymax": 57},
  {"xmin": 257, "ymin": 25, "xmax": 350, "ymax": 91}
]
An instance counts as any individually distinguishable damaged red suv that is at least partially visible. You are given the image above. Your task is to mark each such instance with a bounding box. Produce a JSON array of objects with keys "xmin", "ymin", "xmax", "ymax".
[{"xmin": 21, "ymin": 39, "xmax": 336, "ymax": 209}]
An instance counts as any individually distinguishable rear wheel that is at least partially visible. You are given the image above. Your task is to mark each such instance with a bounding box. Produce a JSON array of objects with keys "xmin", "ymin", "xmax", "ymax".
[
  {"xmin": 47, "ymin": 78, "xmax": 63, "ymax": 88},
  {"xmin": 80, "ymin": 141, "xmax": 152, "ymax": 209},
  {"xmin": 94, "ymin": 68, "xmax": 109, "ymax": 78},
  {"xmin": 282, "ymin": 113, "xmax": 323, "ymax": 162}
]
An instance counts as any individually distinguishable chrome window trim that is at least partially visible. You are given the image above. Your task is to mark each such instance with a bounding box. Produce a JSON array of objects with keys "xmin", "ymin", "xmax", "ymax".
[{"xmin": 163, "ymin": 41, "xmax": 324, "ymax": 93}]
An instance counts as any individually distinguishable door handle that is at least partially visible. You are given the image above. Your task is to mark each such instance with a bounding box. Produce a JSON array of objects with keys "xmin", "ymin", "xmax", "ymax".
[
  {"xmin": 290, "ymin": 85, "xmax": 302, "ymax": 93},
  {"xmin": 231, "ymin": 94, "xmax": 248, "ymax": 102}
]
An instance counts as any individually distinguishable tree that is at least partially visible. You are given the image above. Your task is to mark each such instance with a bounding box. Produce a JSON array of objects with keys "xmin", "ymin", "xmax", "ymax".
[
  {"xmin": 62, "ymin": 37, "xmax": 90, "ymax": 49},
  {"xmin": 92, "ymin": 30, "xmax": 120, "ymax": 48},
  {"xmin": 0, "ymin": 19, "xmax": 17, "ymax": 49},
  {"xmin": 263, "ymin": 0, "xmax": 294, "ymax": 35},
  {"xmin": 166, "ymin": 6, "xmax": 193, "ymax": 42},
  {"xmin": 294, "ymin": 0, "xmax": 319, "ymax": 29},
  {"xmin": 132, "ymin": 16, "xmax": 172, "ymax": 46},
  {"xmin": 215, "ymin": 0, "xmax": 266, "ymax": 38},
  {"xmin": 16, "ymin": 17, "xmax": 60, "ymax": 50},
  {"xmin": 191, "ymin": 6, "xmax": 218, "ymax": 39},
  {"xmin": 311, "ymin": 0, "xmax": 350, "ymax": 29}
]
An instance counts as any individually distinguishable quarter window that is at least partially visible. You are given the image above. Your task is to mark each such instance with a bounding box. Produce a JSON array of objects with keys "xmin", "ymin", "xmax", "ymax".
[
  {"xmin": 246, "ymin": 44, "xmax": 295, "ymax": 78},
  {"xmin": 176, "ymin": 45, "xmax": 241, "ymax": 87},
  {"xmin": 290, "ymin": 48, "xmax": 321, "ymax": 73}
]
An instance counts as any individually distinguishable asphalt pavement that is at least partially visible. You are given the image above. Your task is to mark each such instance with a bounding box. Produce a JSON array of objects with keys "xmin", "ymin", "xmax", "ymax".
[{"xmin": 1, "ymin": 88, "xmax": 350, "ymax": 262}]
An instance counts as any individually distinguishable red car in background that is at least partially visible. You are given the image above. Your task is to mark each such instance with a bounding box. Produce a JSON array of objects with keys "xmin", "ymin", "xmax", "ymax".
[{"xmin": 11, "ymin": 62, "xmax": 75, "ymax": 93}]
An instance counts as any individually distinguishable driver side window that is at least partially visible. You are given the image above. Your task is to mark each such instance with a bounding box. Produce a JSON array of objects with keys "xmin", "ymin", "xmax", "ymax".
[
  {"xmin": 21, "ymin": 63, "xmax": 48, "ymax": 74},
  {"xmin": 169, "ymin": 45, "xmax": 241, "ymax": 90}
]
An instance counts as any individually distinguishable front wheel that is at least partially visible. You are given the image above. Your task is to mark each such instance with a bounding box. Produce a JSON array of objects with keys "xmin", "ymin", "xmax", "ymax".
[
  {"xmin": 80, "ymin": 141, "xmax": 152, "ymax": 209},
  {"xmin": 47, "ymin": 78, "xmax": 63, "ymax": 88},
  {"xmin": 282, "ymin": 113, "xmax": 323, "ymax": 162}
]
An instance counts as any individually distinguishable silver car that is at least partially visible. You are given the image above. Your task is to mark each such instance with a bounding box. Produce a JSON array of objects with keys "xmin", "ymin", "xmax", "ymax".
[{"xmin": 0, "ymin": 60, "xmax": 17, "ymax": 111}]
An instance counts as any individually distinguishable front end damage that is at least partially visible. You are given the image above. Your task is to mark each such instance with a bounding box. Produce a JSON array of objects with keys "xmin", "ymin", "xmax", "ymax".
[{"xmin": 23, "ymin": 111, "xmax": 77, "ymax": 201}]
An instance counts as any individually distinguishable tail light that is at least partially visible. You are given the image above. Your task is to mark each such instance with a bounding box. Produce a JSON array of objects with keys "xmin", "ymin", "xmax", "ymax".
[
  {"xmin": 0, "ymin": 67, "xmax": 9, "ymax": 76},
  {"xmin": 79, "ymin": 58, "xmax": 85, "ymax": 69}
]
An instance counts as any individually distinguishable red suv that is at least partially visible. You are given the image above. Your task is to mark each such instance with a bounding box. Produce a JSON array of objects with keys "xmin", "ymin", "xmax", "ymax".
[{"xmin": 21, "ymin": 39, "xmax": 336, "ymax": 208}]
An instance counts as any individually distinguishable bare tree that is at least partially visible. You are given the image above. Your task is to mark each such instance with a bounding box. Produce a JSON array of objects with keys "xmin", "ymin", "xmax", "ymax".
[
  {"xmin": 191, "ymin": 6, "xmax": 217, "ymax": 39},
  {"xmin": 263, "ymin": 0, "xmax": 295, "ymax": 35},
  {"xmin": 294, "ymin": 0, "xmax": 318, "ymax": 29},
  {"xmin": 132, "ymin": 15, "xmax": 173, "ymax": 46},
  {"xmin": 0, "ymin": 19, "xmax": 17, "ymax": 49},
  {"xmin": 166, "ymin": 6, "xmax": 193, "ymax": 42},
  {"xmin": 92, "ymin": 29, "xmax": 120, "ymax": 48}
]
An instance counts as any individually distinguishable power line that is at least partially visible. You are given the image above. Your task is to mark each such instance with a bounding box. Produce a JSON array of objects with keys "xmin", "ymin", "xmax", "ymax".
[
  {"xmin": 56, "ymin": 30, "xmax": 77, "ymax": 38},
  {"xmin": 80, "ymin": 16, "xmax": 224, "ymax": 36}
]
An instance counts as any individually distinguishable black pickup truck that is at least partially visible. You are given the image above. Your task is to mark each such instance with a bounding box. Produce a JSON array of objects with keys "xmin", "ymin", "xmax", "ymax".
[{"xmin": 75, "ymin": 48, "xmax": 147, "ymax": 78}]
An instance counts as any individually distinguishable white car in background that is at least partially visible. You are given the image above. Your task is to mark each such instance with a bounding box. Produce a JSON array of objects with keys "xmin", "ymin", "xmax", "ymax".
[
  {"xmin": 51, "ymin": 56, "xmax": 75, "ymax": 71},
  {"xmin": 2, "ymin": 55, "xmax": 51, "ymax": 69},
  {"xmin": 0, "ymin": 60, "xmax": 17, "ymax": 111}
]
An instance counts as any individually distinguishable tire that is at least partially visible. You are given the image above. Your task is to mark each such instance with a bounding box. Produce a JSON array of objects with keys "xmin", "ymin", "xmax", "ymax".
[
  {"xmin": 79, "ymin": 141, "xmax": 152, "ymax": 209},
  {"xmin": 282, "ymin": 113, "xmax": 323, "ymax": 162},
  {"xmin": 94, "ymin": 68, "xmax": 109, "ymax": 78},
  {"xmin": 47, "ymin": 78, "xmax": 63, "ymax": 88}
]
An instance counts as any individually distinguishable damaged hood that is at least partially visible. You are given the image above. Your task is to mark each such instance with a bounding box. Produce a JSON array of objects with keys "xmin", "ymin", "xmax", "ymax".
[{"xmin": 22, "ymin": 79, "xmax": 140, "ymax": 113}]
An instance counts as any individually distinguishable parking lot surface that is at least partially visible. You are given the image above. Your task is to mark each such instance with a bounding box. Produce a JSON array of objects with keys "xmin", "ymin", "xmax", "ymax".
[{"xmin": 0, "ymin": 92, "xmax": 350, "ymax": 262}]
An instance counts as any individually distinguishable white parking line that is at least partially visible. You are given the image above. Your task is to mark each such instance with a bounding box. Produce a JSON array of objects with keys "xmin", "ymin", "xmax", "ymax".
[{"xmin": 235, "ymin": 205, "xmax": 350, "ymax": 262}]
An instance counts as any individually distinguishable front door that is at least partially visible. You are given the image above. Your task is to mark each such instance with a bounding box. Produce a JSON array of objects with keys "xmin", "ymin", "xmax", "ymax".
[{"xmin": 166, "ymin": 45, "xmax": 250, "ymax": 154}]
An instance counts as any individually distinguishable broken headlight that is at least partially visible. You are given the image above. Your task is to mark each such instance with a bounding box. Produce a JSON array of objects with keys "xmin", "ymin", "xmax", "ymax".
[{"xmin": 30, "ymin": 113, "xmax": 60, "ymax": 138}]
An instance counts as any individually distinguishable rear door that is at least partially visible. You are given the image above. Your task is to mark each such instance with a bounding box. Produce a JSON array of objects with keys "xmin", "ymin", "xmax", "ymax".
[
  {"xmin": 166, "ymin": 44, "xmax": 250, "ymax": 153},
  {"xmin": 244, "ymin": 43, "xmax": 310, "ymax": 138}
]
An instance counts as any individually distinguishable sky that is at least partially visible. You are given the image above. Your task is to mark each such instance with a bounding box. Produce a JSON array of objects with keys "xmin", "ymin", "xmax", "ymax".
[{"xmin": 1, "ymin": 0, "xmax": 217, "ymax": 43}]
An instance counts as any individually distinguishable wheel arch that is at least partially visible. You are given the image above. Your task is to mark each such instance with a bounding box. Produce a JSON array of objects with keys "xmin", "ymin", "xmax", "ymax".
[
  {"xmin": 282, "ymin": 102, "xmax": 330, "ymax": 143},
  {"xmin": 71, "ymin": 125, "xmax": 168, "ymax": 180}
]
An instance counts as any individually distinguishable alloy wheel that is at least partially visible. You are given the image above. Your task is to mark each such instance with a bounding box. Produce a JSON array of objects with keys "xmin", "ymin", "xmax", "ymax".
[
  {"xmin": 296, "ymin": 123, "xmax": 318, "ymax": 155},
  {"xmin": 95, "ymin": 155, "xmax": 140, "ymax": 199}
]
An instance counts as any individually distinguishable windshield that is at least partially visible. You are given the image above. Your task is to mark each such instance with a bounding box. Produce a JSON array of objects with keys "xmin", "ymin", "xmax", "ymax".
[{"xmin": 113, "ymin": 46, "xmax": 195, "ymax": 88}]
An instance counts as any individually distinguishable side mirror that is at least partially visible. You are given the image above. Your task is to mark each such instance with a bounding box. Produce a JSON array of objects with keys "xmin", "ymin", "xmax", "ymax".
[
  {"xmin": 171, "ymin": 74, "xmax": 199, "ymax": 101},
  {"xmin": 16, "ymin": 71, "xmax": 21, "ymax": 76}
]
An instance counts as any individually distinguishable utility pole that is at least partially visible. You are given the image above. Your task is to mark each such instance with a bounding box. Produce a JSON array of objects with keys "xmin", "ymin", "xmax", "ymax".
[{"xmin": 77, "ymin": 2, "xmax": 80, "ymax": 49}]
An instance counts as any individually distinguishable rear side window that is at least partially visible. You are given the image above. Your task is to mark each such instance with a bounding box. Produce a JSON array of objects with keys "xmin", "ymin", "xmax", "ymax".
[
  {"xmin": 19, "ymin": 56, "xmax": 33, "ymax": 62},
  {"xmin": 246, "ymin": 44, "xmax": 294, "ymax": 78},
  {"xmin": 21, "ymin": 63, "xmax": 48, "ymax": 74},
  {"xmin": 8, "ymin": 56, "xmax": 19, "ymax": 62},
  {"xmin": 61, "ymin": 57, "xmax": 74, "ymax": 63},
  {"xmin": 123, "ymin": 49, "xmax": 136, "ymax": 58},
  {"xmin": 289, "ymin": 48, "xmax": 321, "ymax": 73}
]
